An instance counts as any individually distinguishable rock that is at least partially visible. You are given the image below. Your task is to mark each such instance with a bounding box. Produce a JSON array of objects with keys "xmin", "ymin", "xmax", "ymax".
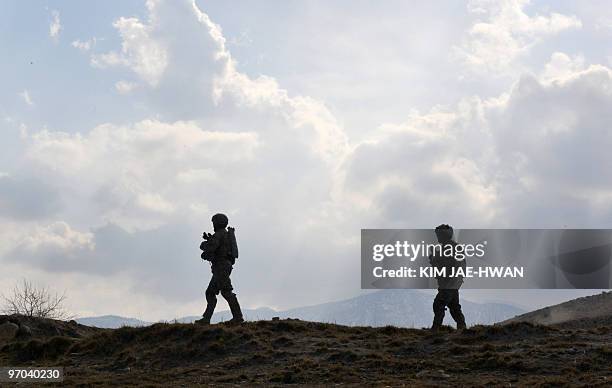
[
  {"xmin": 0, "ymin": 322, "xmax": 19, "ymax": 342},
  {"xmin": 272, "ymin": 317, "xmax": 280, "ymax": 321}
]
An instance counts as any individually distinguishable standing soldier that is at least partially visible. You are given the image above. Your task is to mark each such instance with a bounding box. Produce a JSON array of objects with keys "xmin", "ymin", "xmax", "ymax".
[
  {"xmin": 195, "ymin": 213, "xmax": 244, "ymax": 325},
  {"xmin": 429, "ymin": 224, "xmax": 467, "ymax": 332}
]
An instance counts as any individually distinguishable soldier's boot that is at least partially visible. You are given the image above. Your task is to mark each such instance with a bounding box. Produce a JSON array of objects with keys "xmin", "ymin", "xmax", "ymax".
[
  {"xmin": 450, "ymin": 308, "xmax": 466, "ymax": 330},
  {"xmin": 431, "ymin": 297, "xmax": 446, "ymax": 333},
  {"xmin": 194, "ymin": 317, "xmax": 210, "ymax": 325},
  {"xmin": 430, "ymin": 313, "xmax": 444, "ymax": 333},
  {"xmin": 223, "ymin": 291, "xmax": 244, "ymax": 324}
]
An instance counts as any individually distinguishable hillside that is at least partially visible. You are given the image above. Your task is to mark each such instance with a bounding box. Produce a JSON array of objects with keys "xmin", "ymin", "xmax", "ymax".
[
  {"xmin": 2, "ymin": 313, "xmax": 611, "ymax": 386},
  {"xmin": 78, "ymin": 290, "xmax": 524, "ymax": 328},
  {"xmin": 501, "ymin": 291, "xmax": 612, "ymax": 326}
]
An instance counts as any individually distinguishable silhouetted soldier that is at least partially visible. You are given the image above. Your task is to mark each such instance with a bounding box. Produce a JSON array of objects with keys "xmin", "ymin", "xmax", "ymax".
[
  {"xmin": 195, "ymin": 213, "xmax": 244, "ymax": 325},
  {"xmin": 429, "ymin": 224, "xmax": 467, "ymax": 332}
]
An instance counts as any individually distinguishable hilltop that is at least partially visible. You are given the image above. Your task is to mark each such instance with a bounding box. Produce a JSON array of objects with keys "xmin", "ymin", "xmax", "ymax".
[
  {"xmin": 1, "ymin": 312, "xmax": 611, "ymax": 386},
  {"xmin": 501, "ymin": 291, "xmax": 612, "ymax": 328}
]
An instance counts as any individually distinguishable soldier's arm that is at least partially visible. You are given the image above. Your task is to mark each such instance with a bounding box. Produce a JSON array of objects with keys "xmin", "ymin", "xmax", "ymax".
[{"xmin": 205, "ymin": 233, "xmax": 221, "ymax": 253}]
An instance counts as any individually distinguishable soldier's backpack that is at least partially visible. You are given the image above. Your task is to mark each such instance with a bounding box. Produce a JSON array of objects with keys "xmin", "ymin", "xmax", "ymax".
[{"xmin": 227, "ymin": 227, "xmax": 239, "ymax": 264}]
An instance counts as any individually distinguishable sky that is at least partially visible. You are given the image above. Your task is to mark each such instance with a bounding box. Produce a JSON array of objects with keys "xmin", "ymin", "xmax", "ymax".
[{"xmin": 1, "ymin": 0, "xmax": 611, "ymax": 321}]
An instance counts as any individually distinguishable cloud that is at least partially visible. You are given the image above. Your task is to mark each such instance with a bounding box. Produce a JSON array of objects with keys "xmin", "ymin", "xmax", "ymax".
[
  {"xmin": 2, "ymin": 0, "xmax": 611, "ymax": 319},
  {"xmin": 541, "ymin": 52, "xmax": 586, "ymax": 82},
  {"xmin": 13, "ymin": 104, "xmax": 348, "ymax": 305},
  {"xmin": 5, "ymin": 221, "xmax": 201, "ymax": 302},
  {"xmin": 88, "ymin": 0, "xmax": 349, "ymax": 163},
  {"xmin": 88, "ymin": 0, "xmax": 230, "ymax": 119},
  {"xmin": 114, "ymin": 80, "xmax": 137, "ymax": 94},
  {"xmin": 487, "ymin": 64, "xmax": 612, "ymax": 225},
  {"xmin": 23, "ymin": 120, "xmax": 260, "ymax": 230},
  {"xmin": 342, "ymin": 104, "xmax": 497, "ymax": 228},
  {"xmin": 71, "ymin": 38, "xmax": 97, "ymax": 52},
  {"xmin": 16, "ymin": 46, "xmax": 609, "ymax": 312},
  {"xmin": 6, "ymin": 221, "xmax": 94, "ymax": 276},
  {"xmin": 49, "ymin": 10, "xmax": 62, "ymax": 41},
  {"xmin": 91, "ymin": 11, "xmax": 168, "ymax": 86},
  {"xmin": 455, "ymin": 0, "xmax": 581, "ymax": 75},
  {"xmin": 343, "ymin": 55, "xmax": 612, "ymax": 228},
  {"xmin": 0, "ymin": 175, "xmax": 62, "ymax": 220},
  {"xmin": 19, "ymin": 90, "xmax": 34, "ymax": 106},
  {"xmin": 4, "ymin": 0, "xmax": 352, "ymax": 311}
]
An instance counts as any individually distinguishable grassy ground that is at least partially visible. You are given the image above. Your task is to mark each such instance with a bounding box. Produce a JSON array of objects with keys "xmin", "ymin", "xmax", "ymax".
[{"xmin": 1, "ymin": 315, "xmax": 611, "ymax": 386}]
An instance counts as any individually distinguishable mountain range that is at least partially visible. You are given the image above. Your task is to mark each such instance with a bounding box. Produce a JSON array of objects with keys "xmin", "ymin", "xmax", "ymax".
[{"xmin": 76, "ymin": 289, "xmax": 524, "ymax": 328}]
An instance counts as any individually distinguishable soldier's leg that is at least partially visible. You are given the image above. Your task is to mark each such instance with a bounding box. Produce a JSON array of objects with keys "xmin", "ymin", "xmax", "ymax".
[
  {"xmin": 218, "ymin": 264, "xmax": 243, "ymax": 322},
  {"xmin": 201, "ymin": 276, "xmax": 220, "ymax": 323},
  {"xmin": 221, "ymin": 290, "xmax": 243, "ymax": 322},
  {"xmin": 432, "ymin": 289, "xmax": 448, "ymax": 330},
  {"xmin": 448, "ymin": 289, "xmax": 466, "ymax": 329}
]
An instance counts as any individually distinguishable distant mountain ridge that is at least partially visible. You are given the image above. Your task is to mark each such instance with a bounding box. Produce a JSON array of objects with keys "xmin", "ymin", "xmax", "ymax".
[
  {"xmin": 77, "ymin": 290, "xmax": 524, "ymax": 328},
  {"xmin": 76, "ymin": 315, "xmax": 149, "ymax": 329},
  {"xmin": 500, "ymin": 291, "xmax": 612, "ymax": 326}
]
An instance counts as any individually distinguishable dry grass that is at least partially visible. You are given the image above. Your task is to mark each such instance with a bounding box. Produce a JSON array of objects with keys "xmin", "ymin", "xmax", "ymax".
[{"xmin": 1, "ymin": 315, "xmax": 611, "ymax": 386}]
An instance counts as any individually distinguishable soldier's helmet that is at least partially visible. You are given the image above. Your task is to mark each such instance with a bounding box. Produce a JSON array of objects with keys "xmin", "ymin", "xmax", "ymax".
[
  {"xmin": 212, "ymin": 213, "xmax": 229, "ymax": 229},
  {"xmin": 435, "ymin": 224, "xmax": 453, "ymax": 242}
]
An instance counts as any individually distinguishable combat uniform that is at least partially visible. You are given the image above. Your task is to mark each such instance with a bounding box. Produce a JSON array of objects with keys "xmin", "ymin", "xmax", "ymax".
[
  {"xmin": 200, "ymin": 229, "xmax": 243, "ymax": 324},
  {"xmin": 429, "ymin": 240, "xmax": 467, "ymax": 330}
]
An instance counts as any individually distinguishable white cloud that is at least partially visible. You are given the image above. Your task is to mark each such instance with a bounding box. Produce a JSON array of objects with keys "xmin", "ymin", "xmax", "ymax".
[
  {"xmin": 19, "ymin": 90, "xmax": 34, "ymax": 106},
  {"xmin": 136, "ymin": 192, "xmax": 175, "ymax": 214},
  {"xmin": 541, "ymin": 52, "xmax": 586, "ymax": 82},
  {"xmin": 24, "ymin": 119, "xmax": 260, "ymax": 229},
  {"xmin": 342, "ymin": 103, "xmax": 497, "ymax": 227},
  {"xmin": 488, "ymin": 64, "xmax": 612, "ymax": 223},
  {"xmin": 9, "ymin": 221, "xmax": 95, "ymax": 272},
  {"xmin": 71, "ymin": 38, "xmax": 97, "ymax": 52},
  {"xmin": 17, "ymin": 221, "xmax": 94, "ymax": 252},
  {"xmin": 49, "ymin": 10, "xmax": 62, "ymax": 41},
  {"xmin": 114, "ymin": 80, "xmax": 137, "ymax": 94},
  {"xmin": 343, "ymin": 58, "xmax": 612, "ymax": 228},
  {"xmin": 91, "ymin": 13, "xmax": 168, "ymax": 86},
  {"xmin": 90, "ymin": 0, "xmax": 348, "ymax": 161},
  {"xmin": 455, "ymin": 0, "xmax": 582, "ymax": 75}
]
